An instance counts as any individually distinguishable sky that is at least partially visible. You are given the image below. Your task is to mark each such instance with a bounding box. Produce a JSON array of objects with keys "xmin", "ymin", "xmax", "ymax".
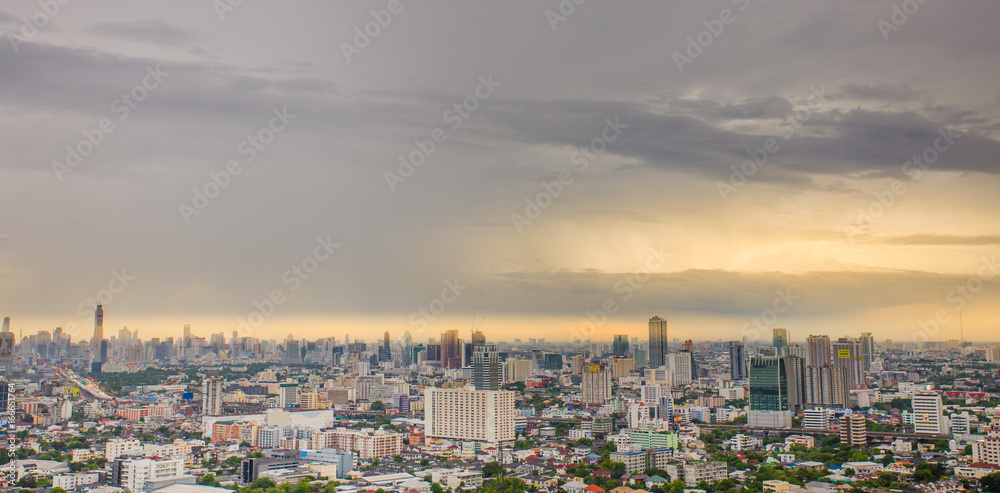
[{"xmin": 2, "ymin": 1, "xmax": 1000, "ymax": 345}]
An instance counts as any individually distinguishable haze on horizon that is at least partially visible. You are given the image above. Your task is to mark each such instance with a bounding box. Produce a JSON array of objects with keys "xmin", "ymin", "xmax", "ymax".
[{"xmin": 2, "ymin": 2, "xmax": 1000, "ymax": 345}]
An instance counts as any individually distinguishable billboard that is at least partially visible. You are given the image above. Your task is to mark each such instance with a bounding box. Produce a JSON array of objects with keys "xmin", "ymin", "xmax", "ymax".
[
  {"xmin": 837, "ymin": 349, "xmax": 851, "ymax": 359},
  {"xmin": 0, "ymin": 333, "xmax": 13, "ymax": 360}
]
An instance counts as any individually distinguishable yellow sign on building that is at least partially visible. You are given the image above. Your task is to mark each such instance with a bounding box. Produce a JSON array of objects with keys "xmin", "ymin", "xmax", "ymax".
[{"xmin": 838, "ymin": 349, "xmax": 851, "ymax": 358}]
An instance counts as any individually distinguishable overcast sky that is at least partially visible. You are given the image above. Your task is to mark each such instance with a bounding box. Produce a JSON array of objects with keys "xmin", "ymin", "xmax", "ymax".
[{"xmin": 2, "ymin": 1, "xmax": 1000, "ymax": 344}]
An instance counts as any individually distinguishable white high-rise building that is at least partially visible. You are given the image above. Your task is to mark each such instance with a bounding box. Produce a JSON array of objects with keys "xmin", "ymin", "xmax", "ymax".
[
  {"xmin": 666, "ymin": 352, "xmax": 693, "ymax": 385},
  {"xmin": 912, "ymin": 392, "xmax": 946, "ymax": 435},
  {"xmin": 424, "ymin": 387, "xmax": 515, "ymax": 447},
  {"xmin": 203, "ymin": 375, "xmax": 224, "ymax": 416}
]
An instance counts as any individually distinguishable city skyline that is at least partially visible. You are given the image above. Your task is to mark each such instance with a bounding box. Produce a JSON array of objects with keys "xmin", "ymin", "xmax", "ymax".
[{"xmin": 2, "ymin": 3, "xmax": 1000, "ymax": 343}]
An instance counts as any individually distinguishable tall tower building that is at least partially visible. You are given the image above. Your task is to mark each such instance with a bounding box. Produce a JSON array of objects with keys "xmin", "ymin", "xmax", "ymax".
[
  {"xmin": 1, "ymin": 317, "xmax": 8, "ymax": 333},
  {"xmin": 93, "ymin": 305, "xmax": 104, "ymax": 350},
  {"xmin": 472, "ymin": 343, "xmax": 501, "ymax": 391},
  {"xmin": 648, "ymin": 316, "xmax": 668, "ymax": 368},
  {"xmin": 772, "ymin": 328, "xmax": 789, "ymax": 351},
  {"xmin": 441, "ymin": 330, "xmax": 461, "ymax": 369},
  {"xmin": 612, "ymin": 334, "xmax": 629, "ymax": 358},
  {"xmin": 203, "ymin": 375, "xmax": 224, "ymax": 416},
  {"xmin": 859, "ymin": 332, "xmax": 875, "ymax": 370},
  {"xmin": 728, "ymin": 341, "xmax": 747, "ymax": 380},
  {"xmin": 806, "ymin": 335, "xmax": 832, "ymax": 367},
  {"xmin": 378, "ymin": 331, "xmax": 392, "ymax": 362},
  {"xmin": 471, "ymin": 330, "xmax": 486, "ymax": 347},
  {"xmin": 582, "ymin": 363, "xmax": 612, "ymax": 405},
  {"xmin": 832, "ymin": 337, "xmax": 866, "ymax": 389}
]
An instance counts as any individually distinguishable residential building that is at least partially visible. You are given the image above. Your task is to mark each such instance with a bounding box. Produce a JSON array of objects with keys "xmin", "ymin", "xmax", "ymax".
[
  {"xmin": 424, "ymin": 387, "xmax": 515, "ymax": 447},
  {"xmin": 840, "ymin": 414, "xmax": 868, "ymax": 447},
  {"xmin": 581, "ymin": 363, "xmax": 612, "ymax": 405},
  {"xmin": 912, "ymin": 392, "xmax": 947, "ymax": 435}
]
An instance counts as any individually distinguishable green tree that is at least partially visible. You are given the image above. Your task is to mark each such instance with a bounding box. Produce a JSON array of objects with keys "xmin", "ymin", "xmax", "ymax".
[
  {"xmin": 198, "ymin": 474, "xmax": 221, "ymax": 487},
  {"xmin": 483, "ymin": 462, "xmax": 505, "ymax": 478},
  {"xmin": 980, "ymin": 472, "xmax": 1000, "ymax": 493},
  {"xmin": 370, "ymin": 401, "xmax": 386, "ymax": 411}
]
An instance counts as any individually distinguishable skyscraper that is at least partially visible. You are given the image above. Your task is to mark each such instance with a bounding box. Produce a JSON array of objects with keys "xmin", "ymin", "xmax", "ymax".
[
  {"xmin": 582, "ymin": 363, "xmax": 612, "ymax": 405},
  {"xmin": 648, "ymin": 316, "xmax": 668, "ymax": 368},
  {"xmin": 472, "ymin": 343, "xmax": 501, "ymax": 391},
  {"xmin": 613, "ymin": 334, "xmax": 629, "ymax": 358},
  {"xmin": 804, "ymin": 365, "xmax": 849, "ymax": 408},
  {"xmin": 806, "ymin": 335, "xmax": 832, "ymax": 367},
  {"xmin": 749, "ymin": 356, "xmax": 787, "ymax": 412},
  {"xmin": 859, "ymin": 332, "xmax": 874, "ymax": 370},
  {"xmin": 92, "ymin": 305, "xmax": 104, "ymax": 350},
  {"xmin": 378, "ymin": 331, "xmax": 392, "ymax": 362},
  {"xmin": 728, "ymin": 341, "xmax": 747, "ymax": 380},
  {"xmin": 1, "ymin": 317, "xmax": 8, "ymax": 333},
  {"xmin": 441, "ymin": 330, "xmax": 461, "ymax": 369},
  {"xmin": 772, "ymin": 328, "xmax": 789, "ymax": 350},
  {"xmin": 832, "ymin": 337, "xmax": 866, "ymax": 389},
  {"xmin": 204, "ymin": 375, "xmax": 224, "ymax": 416}
]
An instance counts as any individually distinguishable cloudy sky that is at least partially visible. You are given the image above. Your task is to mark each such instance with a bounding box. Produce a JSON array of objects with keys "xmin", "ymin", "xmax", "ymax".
[{"xmin": 2, "ymin": 1, "xmax": 1000, "ymax": 345}]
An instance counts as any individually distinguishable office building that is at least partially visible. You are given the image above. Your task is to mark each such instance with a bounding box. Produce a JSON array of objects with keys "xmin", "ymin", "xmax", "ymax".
[
  {"xmin": 472, "ymin": 343, "xmax": 501, "ymax": 391},
  {"xmin": 772, "ymin": 328, "xmax": 789, "ymax": 351},
  {"xmin": 613, "ymin": 334, "xmax": 630, "ymax": 358},
  {"xmin": 648, "ymin": 316, "xmax": 668, "ymax": 368},
  {"xmin": 839, "ymin": 414, "xmax": 867, "ymax": 447},
  {"xmin": 544, "ymin": 353, "xmax": 563, "ymax": 371},
  {"xmin": 912, "ymin": 392, "xmax": 946, "ymax": 435},
  {"xmin": 441, "ymin": 330, "xmax": 461, "ymax": 369},
  {"xmin": 859, "ymin": 332, "xmax": 875, "ymax": 369},
  {"xmin": 728, "ymin": 341, "xmax": 747, "ymax": 380},
  {"xmin": 424, "ymin": 387, "xmax": 515, "ymax": 447},
  {"xmin": 803, "ymin": 408, "xmax": 831, "ymax": 430},
  {"xmin": 378, "ymin": 331, "xmax": 392, "ymax": 362},
  {"xmin": 748, "ymin": 356, "xmax": 793, "ymax": 428}
]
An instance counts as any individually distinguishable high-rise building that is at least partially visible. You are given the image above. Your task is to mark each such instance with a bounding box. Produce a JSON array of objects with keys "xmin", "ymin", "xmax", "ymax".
[
  {"xmin": 782, "ymin": 355, "xmax": 807, "ymax": 413},
  {"xmin": 471, "ymin": 330, "xmax": 486, "ymax": 347},
  {"xmin": 666, "ymin": 352, "xmax": 693, "ymax": 385},
  {"xmin": 912, "ymin": 392, "xmax": 946, "ymax": 435},
  {"xmin": 859, "ymin": 332, "xmax": 875, "ymax": 370},
  {"xmin": 804, "ymin": 365, "xmax": 849, "ymax": 408},
  {"xmin": 806, "ymin": 335, "xmax": 831, "ymax": 367},
  {"xmin": 378, "ymin": 331, "xmax": 392, "ymax": 362},
  {"xmin": 203, "ymin": 375, "xmax": 224, "ymax": 416},
  {"xmin": 92, "ymin": 305, "xmax": 104, "ymax": 351},
  {"xmin": 772, "ymin": 328, "xmax": 789, "ymax": 350},
  {"xmin": 424, "ymin": 387, "xmax": 515, "ymax": 447},
  {"xmin": 832, "ymin": 337, "xmax": 866, "ymax": 389},
  {"xmin": 748, "ymin": 356, "xmax": 793, "ymax": 428},
  {"xmin": 441, "ymin": 330, "xmax": 461, "ymax": 369},
  {"xmin": 648, "ymin": 316, "xmax": 668, "ymax": 368},
  {"xmin": 613, "ymin": 334, "xmax": 630, "ymax": 358},
  {"xmin": 544, "ymin": 353, "xmax": 563, "ymax": 371},
  {"xmin": 839, "ymin": 414, "xmax": 868, "ymax": 447},
  {"xmin": 612, "ymin": 356, "xmax": 635, "ymax": 378},
  {"xmin": 472, "ymin": 344, "xmax": 501, "ymax": 391},
  {"xmin": 728, "ymin": 341, "xmax": 747, "ymax": 380},
  {"xmin": 749, "ymin": 358, "xmax": 785, "ymax": 410},
  {"xmin": 1, "ymin": 317, "xmax": 8, "ymax": 333},
  {"xmin": 582, "ymin": 363, "xmax": 612, "ymax": 405},
  {"xmin": 111, "ymin": 458, "xmax": 186, "ymax": 493}
]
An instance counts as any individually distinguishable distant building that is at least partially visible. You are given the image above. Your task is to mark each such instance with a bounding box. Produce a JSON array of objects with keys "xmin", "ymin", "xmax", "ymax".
[
  {"xmin": 912, "ymin": 392, "xmax": 946, "ymax": 435},
  {"xmin": 581, "ymin": 363, "xmax": 612, "ymax": 405},
  {"xmin": 648, "ymin": 316, "xmax": 668, "ymax": 368}
]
